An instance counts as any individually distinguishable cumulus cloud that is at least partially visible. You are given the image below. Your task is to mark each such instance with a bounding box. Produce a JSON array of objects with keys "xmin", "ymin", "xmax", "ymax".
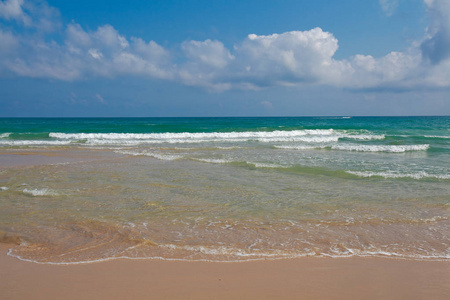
[
  {"xmin": 1, "ymin": 0, "xmax": 450, "ymax": 92},
  {"xmin": 0, "ymin": 0, "xmax": 28, "ymax": 23},
  {"xmin": 236, "ymin": 29, "xmax": 342, "ymax": 85},
  {"xmin": 421, "ymin": 0, "xmax": 450, "ymax": 64},
  {"xmin": 0, "ymin": 0, "xmax": 60, "ymax": 31},
  {"xmin": 0, "ymin": 28, "xmax": 18, "ymax": 52},
  {"xmin": 0, "ymin": 1, "xmax": 174, "ymax": 81},
  {"xmin": 179, "ymin": 39, "xmax": 234, "ymax": 90},
  {"xmin": 177, "ymin": 28, "xmax": 352, "ymax": 90}
]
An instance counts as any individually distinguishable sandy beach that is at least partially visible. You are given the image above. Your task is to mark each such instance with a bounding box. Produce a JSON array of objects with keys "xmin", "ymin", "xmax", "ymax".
[
  {"xmin": 1, "ymin": 0, "xmax": 450, "ymax": 296},
  {"xmin": 0, "ymin": 128, "xmax": 449, "ymax": 299},
  {"xmin": 1, "ymin": 245, "xmax": 449, "ymax": 300}
]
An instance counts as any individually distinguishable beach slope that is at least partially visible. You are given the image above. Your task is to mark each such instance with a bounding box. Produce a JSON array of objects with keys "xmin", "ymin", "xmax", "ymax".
[{"xmin": 1, "ymin": 246, "xmax": 448, "ymax": 300}]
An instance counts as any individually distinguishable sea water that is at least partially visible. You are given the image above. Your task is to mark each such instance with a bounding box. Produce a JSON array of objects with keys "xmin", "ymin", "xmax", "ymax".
[{"xmin": 0, "ymin": 117, "xmax": 448, "ymax": 263}]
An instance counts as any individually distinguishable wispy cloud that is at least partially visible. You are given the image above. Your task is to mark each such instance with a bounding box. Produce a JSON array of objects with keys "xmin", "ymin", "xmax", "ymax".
[
  {"xmin": 1, "ymin": 0, "xmax": 450, "ymax": 92},
  {"xmin": 379, "ymin": 0, "xmax": 399, "ymax": 17}
]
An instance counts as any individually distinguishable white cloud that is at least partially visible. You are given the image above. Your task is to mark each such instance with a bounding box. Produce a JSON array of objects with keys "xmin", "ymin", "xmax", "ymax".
[
  {"xmin": 1, "ymin": 0, "xmax": 450, "ymax": 93},
  {"xmin": 0, "ymin": 1, "xmax": 174, "ymax": 81},
  {"xmin": 88, "ymin": 49, "xmax": 103, "ymax": 60},
  {"xmin": 420, "ymin": 0, "xmax": 450, "ymax": 64},
  {"xmin": 179, "ymin": 39, "xmax": 234, "ymax": 90},
  {"xmin": 233, "ymin": 28, "xmax": 351, "ymax": 88},
  {"xmin": 0, "ymin": 28, "xmax": 18, "ymax": 52},
  {"xmin": 182, "ymin": 39, "xmax": 234, "ymax": 68},
  {"xmin": 238, "ymin": 29, "xmax": 338, "ymax": 81},
  {"xmin": 0, "ymin": 0, "xmax": 28, "ymax": 22},
  {"xmin": 0, "ymin": 0, "xmax": 60, "ymax": 31},
  {"xmin": 66, "ymin": 23, "xmax": 91, "ymax": 49},
  {"xmin": 94, "ymin": 25, "xmax": 129, "ymax": 49}
]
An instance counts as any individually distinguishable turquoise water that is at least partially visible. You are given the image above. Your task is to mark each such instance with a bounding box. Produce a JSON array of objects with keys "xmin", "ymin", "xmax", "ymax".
[
  {"xmin": 1, "ymin": 117, "xmax": 449, "ymax": 179},
  {"xmin": 0, "ymin": 117, "xmax": 449, "ymax": 263}
]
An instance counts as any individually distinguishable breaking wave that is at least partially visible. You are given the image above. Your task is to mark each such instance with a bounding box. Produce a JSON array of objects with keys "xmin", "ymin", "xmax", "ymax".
[
  {"xmin": 47, "ymin": 130, "xmax": 385, "ymax": 145},
  {"xmin": 346, "ymin": 171, "xmax": 450, "ymax": 180},
  {"xmin": 331, "ymin": 144, "xmax": 430, "ymax": 153}
]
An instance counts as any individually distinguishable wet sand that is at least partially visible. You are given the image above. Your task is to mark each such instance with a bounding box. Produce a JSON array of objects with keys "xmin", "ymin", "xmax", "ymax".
[
  {"xmin": 0, "ymin": 149, "xmax": 119, "ymax": 168},
  {"xmin": 1, "ymin": 245, "xmax": 449, "ymax": 300},
  {"xmin": 1, "ymin": 150, "xmax": 449, "ymax": 299}
]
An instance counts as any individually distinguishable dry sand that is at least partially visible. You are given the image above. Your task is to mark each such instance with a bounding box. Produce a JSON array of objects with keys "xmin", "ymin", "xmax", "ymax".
[{"xmin": 1, "ymin": 245, "xmax": 449, "ymax": 300}]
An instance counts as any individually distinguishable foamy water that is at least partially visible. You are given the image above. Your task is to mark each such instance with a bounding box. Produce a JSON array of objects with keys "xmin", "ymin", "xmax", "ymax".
[{"xmin": 22, "ymin": 188, "xmax": 59, "ymax": 196}]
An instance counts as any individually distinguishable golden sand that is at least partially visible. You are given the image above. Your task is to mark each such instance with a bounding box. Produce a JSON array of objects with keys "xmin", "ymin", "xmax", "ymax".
[{"xmin": 1, "ymin": 245, "xmax": 448, "ymax": 300}]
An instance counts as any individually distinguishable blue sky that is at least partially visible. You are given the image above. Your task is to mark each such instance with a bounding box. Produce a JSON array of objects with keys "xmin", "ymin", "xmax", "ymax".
[{"xmin": 0, "ymin": 0, "xmax": 449, "ymax": 117}]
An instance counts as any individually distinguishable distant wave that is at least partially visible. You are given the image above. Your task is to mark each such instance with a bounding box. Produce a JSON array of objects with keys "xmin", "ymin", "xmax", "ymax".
[
  {"xmin": 274, "ymin": 145, "xmax": 327, "ymax": 150},
  {"xmin": 341, "ymin": 134, "xmax": 385, "ymax": 140},
  {"xmin": 43, "ymin": 130, "xmax": 387, "ymax": 146},
  {"xmin": 0, "ymin": 133, "xmax": 10, "ymax": 138},
  {"xmin": 49, "ymin": 130, "xmax": 338, "ymax": 140},
  {"xmin": 194, "ymin": 158, "xmax": 233, "ymax": 164},
  {"xmin": 424, "ymin": 135, "xmax": 450, "ymax": 139},
  {"xmin": 331, "ymin": 144, "xmax": 429, "ymax": 153},
  {"xmin": 346, "ymin": 171, "xmax": 450, "ymax": 179},
  {"xmin": 275, "ymin": 144, "xmax": 430, "ymax": 153}
]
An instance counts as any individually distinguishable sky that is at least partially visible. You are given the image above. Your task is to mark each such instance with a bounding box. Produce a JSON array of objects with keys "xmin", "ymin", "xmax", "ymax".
[{"xmin": 0, "ymin": 0, "xmax": 449, "ymax": 117}]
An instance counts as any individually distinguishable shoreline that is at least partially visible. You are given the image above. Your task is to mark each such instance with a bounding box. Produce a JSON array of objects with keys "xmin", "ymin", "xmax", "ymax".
[{"xmin": 1, "ymin": 245, "xmax": 449, "ymax": 300}]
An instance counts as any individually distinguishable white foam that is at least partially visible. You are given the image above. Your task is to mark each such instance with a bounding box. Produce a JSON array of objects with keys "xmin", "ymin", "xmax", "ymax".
[
  {"xmin": 50, "ymin": 130, "xmax": 337, "ymax": 140},
  {"xmin": 159, "ymin": 243, "xmax": 291, "ymax": 258},
  {"xmin": 23, "ymin": 188, "xmax": 59, "ymax": 196},
  {"xmin": 332, "ymin": 144, "xmax": 430, "ymax": 153},
  {"xmin": 259, "ymin": 136, "xmax": 339, "ymax": 143},
  {"xmin": 7, "ymin": 242, "xmax": 449, "ymax": 265},
  {"xmin": 425, "ymin": 135, "xmax": 450, "ymax": 139},
  {"xmin": 252, "ymin": 162, "xmax": 285, "ymax": 168},
  {"xmin": 146, "ymin": 153, "xmax": 182, "ymax": 161},
  {"xmin": 116, "ymin": 150, "xmax": 182, "ymax": 161},
  {"xmin": 214, "ymin": 146, "xmax": 242, "ymax": 150},
  {"xmin": 342, "ymin": 134, "xmax": 385, "ymax": 140},
  {"xmin": 346, "ymin": 171, "xmax": 450, "ymax": 179},
  {"xmin": 86, "ymin": 139, "xmax": 141, "ymax": 146},
  {"xmin": 274, "ymin": 145, "xmax": 328, "ymax": 150},
  {"xmin": 0, "ymin": 133, "xmax": 11, "ymax": 138},
  {"xmin": 40, "ymin": 130, "xmax": 390, "ymax": 146},
  {"xmin": 49, "ymin": 130, "xmax": 343, "ymax": 145},
  {"xmin": 195, "ymin": 158, "xmax": 232, "ymax": 164}
]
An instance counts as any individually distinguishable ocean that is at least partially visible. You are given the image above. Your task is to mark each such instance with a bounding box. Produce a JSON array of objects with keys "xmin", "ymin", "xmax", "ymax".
[{"xmin": 0, "ymin": 116, "xmax": 449, "ymax": 263}]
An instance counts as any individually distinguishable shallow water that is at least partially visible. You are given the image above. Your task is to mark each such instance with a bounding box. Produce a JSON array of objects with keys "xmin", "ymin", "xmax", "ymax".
[{"xmin": 0, "ymin": 117, "xmax": 449, "ymax": 263}]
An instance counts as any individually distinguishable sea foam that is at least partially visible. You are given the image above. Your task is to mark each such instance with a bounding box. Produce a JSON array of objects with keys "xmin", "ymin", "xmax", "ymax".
[
  {"xmin": 23, "ymin": 188, "xmax": 59, "ymax": 196},
  {"xmin": 48, "ymin": 130, "xmax": 386, "ymax": 146},
  {"xmin": 116, "ymin": 150, "xmax": 182, "ymax": 161},
  {"xmin": 332, "ymin": 144, "xmax": 430, "ymax": 153},
  {"xmin": 346, "ymin": 171, "xmax": 450, "ymax": 179},
  {"xmin": 49, "ymin": 130, "xmax": 337, "ymax": 140}
]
